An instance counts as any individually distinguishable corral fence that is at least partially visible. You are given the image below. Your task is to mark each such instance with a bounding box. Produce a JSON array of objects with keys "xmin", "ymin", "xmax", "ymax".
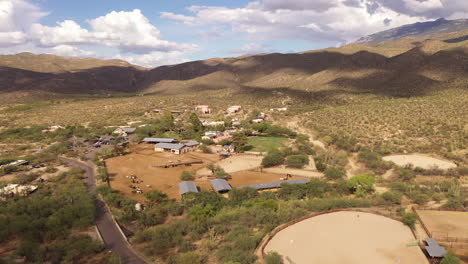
[
  {"xmin": 413, "ymin": 208, "xmax": 468, "ymax": 249},
  {"xmin": 414, "ymin": 206, "xmax": 467, "ymax": 212}
]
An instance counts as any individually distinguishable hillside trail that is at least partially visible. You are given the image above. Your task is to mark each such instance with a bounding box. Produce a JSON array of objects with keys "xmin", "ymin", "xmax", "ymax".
[
  {"xmin": 284, "ymin": 118, "xmax": 367, "ymax": 179},
  {"xmin": 285, "ymin": 119, "xmax": 326, "ymax": 149}
]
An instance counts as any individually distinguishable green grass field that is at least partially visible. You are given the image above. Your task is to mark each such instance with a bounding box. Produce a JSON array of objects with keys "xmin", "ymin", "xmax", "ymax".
[{"xmin": 247, "ymin": 136, "xmax": 288, "ymax": 152}]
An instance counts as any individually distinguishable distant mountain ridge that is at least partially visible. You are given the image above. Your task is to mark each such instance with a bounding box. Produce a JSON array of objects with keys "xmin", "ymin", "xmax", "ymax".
[
  {"xmin": 0, "ymin": 24, "xmax": 467, "ymax": 102},
  {"xmin": 356, "ymin": 18, "xmax": 468, "ymax": 44}
]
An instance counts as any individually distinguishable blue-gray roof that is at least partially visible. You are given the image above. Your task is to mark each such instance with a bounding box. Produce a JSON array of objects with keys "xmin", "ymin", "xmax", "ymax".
[
  {"xmin": 425, "ymin": 238, "xmax": 446, "ymax": 258},
  {"xmin": 184, "ymin": 141, "xmax": 200, "ymax": 147},
  {"xmin": 210, "ymin": 179, "xmax": 232, "ymax": 192},
  {"xmin": 155, "ymin": 143, "xmax": 185, "ymax": 150},
  {"xmin": 241, "ymin": 179, "xmax": 309, "ymax": 190},
  {"xmin": 142, "ymin": 138, "xmax": 175, "ymax": 143},
  {"xmin": 219, "ymin": 152, "xmax": 231, "ymax": 156},
  {"xmin": 179, "ymin": 181, "xmax": 198, "ymax": 195}
]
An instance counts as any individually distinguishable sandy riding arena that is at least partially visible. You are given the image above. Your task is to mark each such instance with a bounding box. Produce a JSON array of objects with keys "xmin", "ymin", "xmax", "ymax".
[
  {"xmin": 383, "ymin": 154, "xmax": 457, "ymax": 170},
  {"xmin": 264, "ymin": 211, "xmax": 428, "ymax": 264},
  {"xmin": 196, "ymin": 154, "xmax": 263, "ymax": 176}
]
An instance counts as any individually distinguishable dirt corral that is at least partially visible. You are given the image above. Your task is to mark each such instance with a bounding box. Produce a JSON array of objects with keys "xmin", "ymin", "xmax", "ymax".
[
  {"xmin": 106, "ymin": 146, "xmax": 218, "ymax": 201},
  {"xmin": 264, "ymin": 211, "xmax": 428, "ymax": 264},
  {"xmin": 228, "ymin": 171, "xmax": 308, "ymax": 188},
  {"xmin": 196, "ymin": 154, "xmax": 263, "ymax": 176},
  {"xmin": 416, "ymin": 210, "xmax": 468, "ymax": 261}
]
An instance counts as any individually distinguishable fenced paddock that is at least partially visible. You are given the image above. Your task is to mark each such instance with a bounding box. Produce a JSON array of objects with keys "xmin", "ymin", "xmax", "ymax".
[{"xmin": 263, "ymin": 211, "xmax": 428, "ymax": 264}]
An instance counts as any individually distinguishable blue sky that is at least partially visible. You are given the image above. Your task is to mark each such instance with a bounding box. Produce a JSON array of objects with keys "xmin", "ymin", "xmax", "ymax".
[{"xmin": 0, "ymin": 0, "xmax": 466, "ymax": 67}]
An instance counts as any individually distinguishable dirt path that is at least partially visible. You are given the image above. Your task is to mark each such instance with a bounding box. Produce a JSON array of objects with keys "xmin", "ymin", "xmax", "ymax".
[{"xmin": 285, "ymin": 120, "xmax": 326, "ymax": 149}]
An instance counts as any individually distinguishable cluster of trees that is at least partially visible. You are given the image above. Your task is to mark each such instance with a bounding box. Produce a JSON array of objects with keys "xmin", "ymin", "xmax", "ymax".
[
  {"xmin": 0, "ymin": 168, "xmax": 102, "ymax": 263},
  {"xmin": 262, "ymin": 147, "xmax": 310, "ymax": 169}
]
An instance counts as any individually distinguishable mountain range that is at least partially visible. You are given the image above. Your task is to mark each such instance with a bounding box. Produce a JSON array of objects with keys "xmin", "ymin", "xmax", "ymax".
[{"xmin": 0, "ymin": 18, "xmax": 467, "ymax": 102}]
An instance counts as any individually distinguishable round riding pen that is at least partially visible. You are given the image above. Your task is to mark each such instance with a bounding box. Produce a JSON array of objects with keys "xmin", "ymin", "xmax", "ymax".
[{"xmin": 263, "ymin": 211, "xmax": 428, "ymax": 264}]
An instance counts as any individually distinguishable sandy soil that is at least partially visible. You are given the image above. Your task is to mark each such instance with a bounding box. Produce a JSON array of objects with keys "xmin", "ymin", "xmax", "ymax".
[
  {"xmin": 196, "ymin": 154, "xmax": 263, "ymax": 176},
  {"xmin": 416, "ymin": 210, "xmax": 468, "ymax": 238},
  {"xmin": 262, "ymin": 167, "xmax": 323, "ymax": 178},
  {"xmin": 228, "ymin": 171, "xmax": 308, "ymax": 188},
  {"xmin": 383, "ymin": 154, "xmax": 457, "ymax": 170},
  {"xmin": 264, "ymin": 211, "xmax": 428, "ymax": 264}
]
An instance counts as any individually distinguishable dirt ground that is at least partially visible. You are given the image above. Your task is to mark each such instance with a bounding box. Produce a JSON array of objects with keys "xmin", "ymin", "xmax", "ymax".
[
  {"xmin": 383, "ymin": 154, "xmax": 457, "ymax": 170},
  {"xmin": 196, "ymin": 154, "xmax": 263, "ymax": 176},
  {"xmin": 106, "ymin": 144, "xmax": 310, "ymax": 201},
  {"xmin": 264, "ymin": 211, "xmax": 428, "ymax": 264},
  {"xmin": 106, "ymin": 145, "xmax": 219, "ymax": 201},
  {"xmin": 416, "ymin": 210, "xmax": 468, "ymax": 239},
  {"xmin": 228, "ymin": 171, "xmax": 308, "ymax": 188}
]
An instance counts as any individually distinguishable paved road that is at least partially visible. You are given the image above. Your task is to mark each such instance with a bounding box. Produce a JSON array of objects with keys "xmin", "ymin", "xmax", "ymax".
[{"xmin": 61, "ymin": 157, "xmax": 147, "ymax": 264}]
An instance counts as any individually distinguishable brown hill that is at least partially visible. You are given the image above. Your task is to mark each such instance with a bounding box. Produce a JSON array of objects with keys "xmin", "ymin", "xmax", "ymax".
[{"xmin": 0, "ymin": 31, "xmax": 467, "ymax": 100}]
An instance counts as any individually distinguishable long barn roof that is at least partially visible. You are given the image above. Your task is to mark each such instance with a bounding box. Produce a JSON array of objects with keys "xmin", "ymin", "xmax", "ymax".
[{"xmin": 240, "ymin": 179, "xmax": 309, "ymax": 190}]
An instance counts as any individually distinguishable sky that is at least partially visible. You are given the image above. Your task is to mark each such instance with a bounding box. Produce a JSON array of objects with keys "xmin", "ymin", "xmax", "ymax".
[{"xmin": 0, "ymin": 0, "xmax": 467, "ymax": 67}]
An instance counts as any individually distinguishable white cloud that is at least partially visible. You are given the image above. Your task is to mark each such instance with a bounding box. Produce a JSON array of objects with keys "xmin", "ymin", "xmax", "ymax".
[
  {"xmin": 0, "ymin": 1, "xmax": 197, "ymax": 67},
  {"xmin": 162, "ymin": 0, "xmax": 426, "ymax": 44},
  {"xmin": 116, "ymin": 50, "xmax": 193, "ymax": 67},
  {"xmin": 230, "ymin": 43, "xmax": 267, "ymax": 54}
]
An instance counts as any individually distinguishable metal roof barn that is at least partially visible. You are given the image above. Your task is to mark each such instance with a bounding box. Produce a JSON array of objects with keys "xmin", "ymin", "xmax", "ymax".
[
  {"xmin": 179, "ymin": 181, "xmax": 198, "ymax": 195},
  {"xmin": 184, "ymin": 141, "xmax": 200, "ymax": 147},
  {"xmin": 210, "ymin": 179, "xmax": 232, "ymax": 192},
  {"xmin": 155, "ymin": 143, "xmax": 185, "ymax": 150},
  {"xmin": 240, "ymin": 179, "xmax": 309, "ymax": 190}
]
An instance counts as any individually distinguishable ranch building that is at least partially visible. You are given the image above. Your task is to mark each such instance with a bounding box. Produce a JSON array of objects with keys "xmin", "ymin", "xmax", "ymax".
[{"xmin": 154, "ymin": 143, "xmax": 187, "ymax": 155}]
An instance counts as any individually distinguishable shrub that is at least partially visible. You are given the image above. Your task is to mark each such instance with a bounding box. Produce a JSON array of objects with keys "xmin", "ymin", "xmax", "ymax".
[
  {"xmin": 324, "ymin": 167, "xmax": 345, "ymax": 180},
  {"xmin": 285, "ymin": 155, "xmax": 309, "ymax": 168},
  {"xmin": 396, "ymin": 168, "xmax": 415, "ymax": 181},
  {"xmin": 402, "ymin": 212, "xmax": 418, "ymax": 229},
  {"xmin": 199, "ymin": 144, "xmax": 211, "ymax": 153},
  {"xmin": 180, "ymin": 171, "xmax": 194, "ymax": 181},
  {"xmin": 265, "ymin": 252, "xmax": 284, "ymax": 264},
  {"xmin": 168, "ymin": 251, "xmax": 206, "ymax": 264},
  {"xmin": 379, "ymin": 191, "xmax": 402, "ymax": 205},
  {"xmin": 440, "ymin": 252, "xmax": 461, "ymax": 264}
]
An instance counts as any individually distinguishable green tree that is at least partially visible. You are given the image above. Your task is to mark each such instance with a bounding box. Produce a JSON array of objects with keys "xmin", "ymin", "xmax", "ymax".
[
  {"xmin": 262, "ymin": 150, "xmax": 285, "ymax": 167},
  {"xmin": 144, "ymin": 190, "xmax": 168, "ymax": 206},
  {"xmin": 347, "ymin": 174, "xmax": 375, "ymax": 197},
  {"xmin": 232, "ymin": 132, "xmax": 248, "ymax": 152},
  {"xmin": 324, "ymin": 167, "xmax": 345, "ymax": 180},
  {"xmin": 189, "ymin": 113, "xmax": 203, "ymax": 133},
  {"xmin": 285, "ymin": 155, "xmax": 309, "ymax": 168},
  {"xmin": 402, "ymin": 212, "xmax": 418, "ymax": 229}
]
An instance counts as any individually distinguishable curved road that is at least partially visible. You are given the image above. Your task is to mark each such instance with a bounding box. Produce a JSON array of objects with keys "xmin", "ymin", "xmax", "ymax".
[{"xmin": 61, "ymin": 157, "xmax": 147, "ymax": 264}]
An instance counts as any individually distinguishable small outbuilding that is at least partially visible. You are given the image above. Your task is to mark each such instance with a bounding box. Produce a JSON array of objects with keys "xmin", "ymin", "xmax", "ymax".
[
  {"xmin": 195, "ymin": 105, "xmax": 212, "ymax": 114},
  {"xmin": 179, "ymin": 181, "xmax": 199, "ymax": 195},
  {"xmin": 227, "ymin": 105, "xmax": 242, "ymax": 114},
  {"xmin": 113, "ymin": 127, "xmax": 136, "ymax": 137},
  {"xmin": 223, "ymin": 145, "xmax": 236, "ymax": 153},
  {"xmin": 424, "ymin": 238, "xmax": 447, "ymax": 259},
  {"xmin": 0, "ymin": 184, "xmax": 38, "ymax": 199},
  {"xmin": 210, "ymin": 179, "xmax": 232, "ymax": 193},
  {"xmin": 184, "ymin": 141, "xmax": 200, "ymax": 151}
]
